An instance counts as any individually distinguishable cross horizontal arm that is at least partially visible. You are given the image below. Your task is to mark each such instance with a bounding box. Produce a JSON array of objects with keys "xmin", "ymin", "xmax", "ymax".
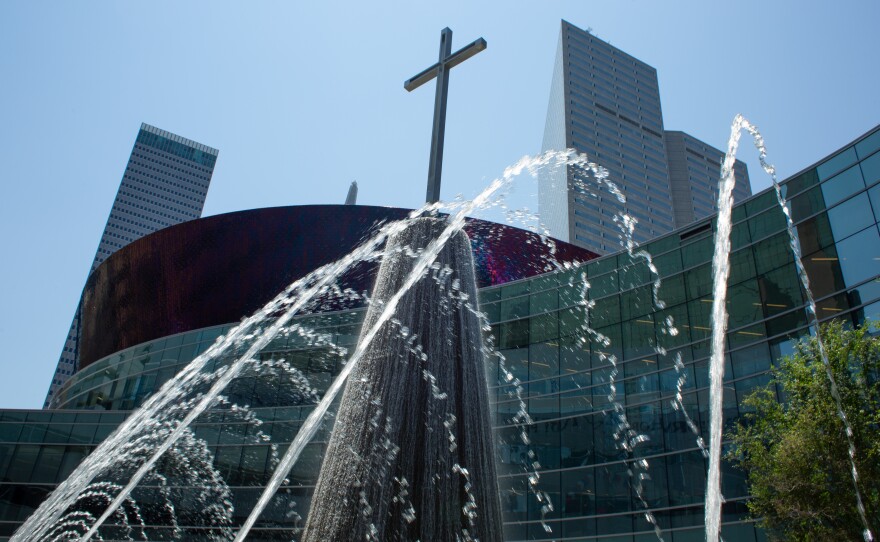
[{"xmin": 403, "ymin": 38, "xmax": 487, "ymax": 92}]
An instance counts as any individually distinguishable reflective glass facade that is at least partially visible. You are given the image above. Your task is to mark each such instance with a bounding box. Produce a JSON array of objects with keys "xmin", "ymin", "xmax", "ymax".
[{"xmin": 4, "ymin": 126, "xmax": 880, "ymax": 540}]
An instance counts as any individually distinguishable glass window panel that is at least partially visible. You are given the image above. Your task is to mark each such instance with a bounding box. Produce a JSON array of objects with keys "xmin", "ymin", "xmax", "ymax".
[
  {"xmin": 657, "ymin": 274, "xmax": 686, "ymax": 307},
  {"xmin": 625, "ymin": 368, "xmax": 660, "ymax": 407},
  {"xmin": 656, "ymin": 306, "xmax": 691, "ymax": 364},
  {"xmin": 748, "ymin": 207, "xmax": 786, "ymax": 241},
  {"xmin": 500, "ymin": 319, "xmax": 530, "ymax": 348},
  {"xmin": 7, "ymin": 445, "xmax": 39, "ymax": 482},
  {"xmin": 500, "ymin": 474, "xmax": 529, "ymax": 526},
  {"xmin": 731, "ymin": 218, "xmax": 752, "ymax": 250},
  {"xmin": 528, "ymin": 420, "xmax": 561, "ymax": 469},
  {"xmin": 796, "ymin": 212, "xmax": 836, "ymax": 254},
  {"xmin": 527, "ymin": 472, "xmax": 560, "ymax": 530},
  {"xmin": 765, "ymin": 309, "xmax": 808, "ymax": 341},
  {"xmin": 560, "ymin": 391, "xmax": 592, "ymax": 418},
  {"xmin": 817, "ymin": 146, "xmax": 858, "ymax": 181},
  {"xmin": 481, "ymin": 301, "xmax": 499, "ymax": 323},
  {"xmin": 239, "ymin": 445, "xmax": 271, "ymax": 485},
  {"xmin": 620, "ymin": 285, "xmax": 654, "ymax": 321},
  {"xmin": 478, "ymin": 287, "xmax": 501, "ymax": 305},
  {"xmin": 0, "ymin": 443, "xmax": 14, "ymax": 479},
  {"xmin": 92, "ymin": 424, "xmax": 115, "ymax": 443},
  {"xmin": 18, "ymin": 424, "xmax": 45, "ymax": 443},
  {"xmin": 821, "ymin": 164, "xmax": 865, "ymax": 208},
  {"xmin": 594, "ymin": 462, "xmax": 632, "ymax": 520},
  {"xmin": 685, "ymin": 297, "xmax": 712, "ymax": 346},
  {"xmin": 753, "ymin": 232, "xmax": 794, "ymax": 275},
  {"xmin": 562, "ymin": 466, "xmax": 597, "ymax": 523},
  {"xmin": 857, "ymin": 300, "xmax": 880, "ymax": 325},
  {"xmin": 213, "ymin": 445, "xmax": 243, "ymax": 483},
  {"xmin": 500, "ymin": 347, "xmax": 529, "ymax": 392},
  {"xmin": 726, "ymin": 280, "xmax": 762, "ymax": 329},
  {"xmin": 856, "ymin": 130, "xmax": 880, "ymax": 159},
  {"xmin": 828, "ymin": 194, "xmax": 874, "ymax": 241},
  {"xmin": 789, "ymin": 185, "xmax": 825, "ymax": 222},
  {"xmin": 618, "ymin": 256, "xmax": 652, "ymax": 288},
  {"xmin": 500, "ymin": 296, "xmax": 529, "ymax": 321},
  {"xmin": 721, "ymin": 452, "xmax": 749, "ymax": 499},
  {"xmin": 816, "ymin": 292, "xmax": 851, "ymax": 320},
  {"xmin": 588, "ymin": 254, "xmax": 619, "ymax": 276},
  {"xmin": 31, "ymin": 446, "xmax": 65, "ymax": 483},
  {"xmin": 0, "ymin": 412, "xmax": 25, "ymax": 422},
  {"xmin": 680, "ymin": 236, "xmax": 712, "ymax": 268},
  {"xmin": 802, "ymin": 245, "xmax": 847, "ymax": 299},
  {"xmin": 529, "ymin": 342, "xmax": 560, "ymax": 382},
  {"xmin": 43, "ymin": 423, "xmax": 72, "ymax": 443},
  {"xmin": 728, "ymin": 322, "xmax": 767, "ymax": 349},
  {"xmin": 743, "ymin": 192, "xmax": 772, "ymax": 218},
  {"xmin": 685, "ymin": 264, "xmax": 712, "ymax": 300},
  {"xmin": 588, "ymin": 295, "xmax": 620, "ymax": 329},
  {"xmin": 653, "ymin": 249, "xmax": 682, "ymax": 278},
  {"xmin": 721, "ymin": 523, "xmax": 758, "ymax": 542},
  {"xmin": 530, "ymin": 289, "xmax": 558, "ymax": 314},
  {"xmin": 559, "ymin": 276, "xmax": 588, "ymax": 308},
  {"xmin": 502, "ymin": 281, "xmax": 529, "ymax": 298},
  {"xmin": 835, "ymin": 226, "xmax": 880, "ymax": 289},
  {"xmin": 646, "ymin": 234, "xmax": 680, "ymax": 256},
  {"xmin": 531, "ymin": 273, "xmax": 559, "ymax": 293},
  {"xmin": 859, "ymin": 147, "xmax": 880, "ymax": 185},
  {"xmin": 0, "ymin": 423, "xmax": 22, "ymax": 442},
  {"xmin": 623, "ymin": 316, "xmax": 656, "ymax": 360},
  {"xmin": 57, "ymin": 445, "xmax": 90, "ymax": 482},
  {"xmin": 728, "ymin": 247, "xmax": 757, "ymax": 285},
  {"xmin": 638, "ymin": 453, "xmax": 669, "ymax": 511},
  {"xmin": 559, "ymin": 306, "xmax": 586, "ymax": 338},
  {"xmin": 590, "ymin": 270, "xmax": 619, "ymax": 298},
  {"xmin": 782, "ymin": 168, "xmax": 819, "ymax": 200},
  {"xmin": 529, "ymin": 312, "xmax": 558, "ymax": 343},
  {"xmin": 758, "ymin": 263, "xmax": 803, "ymax": 317},
  {"xmin": 870, "ymin": 183, "xmax": 880, "ymax": 223}
]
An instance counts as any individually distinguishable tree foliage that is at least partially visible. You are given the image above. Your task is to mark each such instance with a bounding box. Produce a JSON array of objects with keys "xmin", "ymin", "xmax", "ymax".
[{"xmin": 727, "ymin": 321, "xmax": 880, "ymax": 541}]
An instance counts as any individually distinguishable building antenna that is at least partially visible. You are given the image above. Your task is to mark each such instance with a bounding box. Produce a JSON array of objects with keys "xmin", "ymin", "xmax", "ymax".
[{"xmin": 345, "ymin": 181, "xmax": 358, "ymax": 205}]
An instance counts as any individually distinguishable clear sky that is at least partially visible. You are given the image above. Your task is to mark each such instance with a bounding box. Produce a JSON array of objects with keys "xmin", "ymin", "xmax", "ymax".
[{"xmin": 1, "ymin": 1, "xmax": 878, "ymax": 409}]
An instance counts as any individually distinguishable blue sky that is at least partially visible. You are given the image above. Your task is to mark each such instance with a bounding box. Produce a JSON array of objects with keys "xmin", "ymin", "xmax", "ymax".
[{"xmin": 1, "ymin": 1, "xmax": 878, "ymax": 408}]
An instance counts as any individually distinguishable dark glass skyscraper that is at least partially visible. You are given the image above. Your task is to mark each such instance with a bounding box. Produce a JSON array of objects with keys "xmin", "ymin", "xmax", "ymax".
[
  {"xmin": 540, "ymin": 20, "xmax": 750, "ymax": 253},
  {"xmin": 43, "ymin": 123, "xmax": 218, "ymax": 407}
]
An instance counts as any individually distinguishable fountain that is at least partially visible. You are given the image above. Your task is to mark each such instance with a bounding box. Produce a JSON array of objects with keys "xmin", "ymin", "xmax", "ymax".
[
  {"xmin": 9, "ymin": 104, "xmax": 876, "ymax": 542},
  {"xmin": 301, "ymin": 217, "xmax": 502, "ymax": 541}
]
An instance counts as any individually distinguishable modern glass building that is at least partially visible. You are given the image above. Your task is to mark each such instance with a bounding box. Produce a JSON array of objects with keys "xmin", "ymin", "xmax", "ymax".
[
  {"xmin": 540, "ymin": 20, "xmax": 751, "ymax": 253},
  {"xmin": 45, "ymin": 124, "xmax": 219, "ymax": 407},
  {"xmin": 3, "ymin": 124, "xmax": 879, "ymax": 541}
]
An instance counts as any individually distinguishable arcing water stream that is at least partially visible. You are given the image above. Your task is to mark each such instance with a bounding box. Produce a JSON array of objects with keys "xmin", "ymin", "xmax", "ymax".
[{"xmin": 704, "ymin": 115, "xmax": 874, "ymax": 542}]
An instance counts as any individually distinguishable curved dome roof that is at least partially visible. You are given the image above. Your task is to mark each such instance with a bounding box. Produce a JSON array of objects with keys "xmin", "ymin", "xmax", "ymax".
[{"xmin": 79, "ymin": 205, "xmax": 597, "ymax": 369}]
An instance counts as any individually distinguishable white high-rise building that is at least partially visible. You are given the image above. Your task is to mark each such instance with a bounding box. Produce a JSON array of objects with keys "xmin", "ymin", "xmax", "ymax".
[{"xmin": 44, "ymin": 123, "xmax": 218, "ymax": 407}]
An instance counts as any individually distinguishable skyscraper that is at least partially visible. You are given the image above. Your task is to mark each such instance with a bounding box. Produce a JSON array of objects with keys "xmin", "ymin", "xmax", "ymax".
[
  {"xmin": 44, "ymin": 123, "xmax": 218, "ymax": 407},
  {"xmin": 540, "ymin": 20, "xmax": 750, "ymax": 252},
  {"xmin": 665, "ymin": 130, "xmax": 751, "ymax": 226}
]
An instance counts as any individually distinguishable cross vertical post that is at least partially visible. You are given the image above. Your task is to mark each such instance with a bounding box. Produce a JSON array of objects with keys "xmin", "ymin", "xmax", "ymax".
[
  {"xmin": 426, "ymin": 28, "xmax": 452, "ymax": 204},
  {"xmin": 405, "ymin": 28, "xmax": 487, "ymax": 204}
]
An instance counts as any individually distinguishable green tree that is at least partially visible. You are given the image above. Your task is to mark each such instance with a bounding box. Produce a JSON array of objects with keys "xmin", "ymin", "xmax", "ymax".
[{"xmin": 727, "ymin": 321, "xmax": 880, "ymax": 541}]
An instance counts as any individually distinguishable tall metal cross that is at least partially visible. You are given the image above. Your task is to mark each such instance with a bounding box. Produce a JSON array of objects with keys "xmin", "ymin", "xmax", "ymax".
[{"xmin": 405, "ymin": 28, "xmax": 486, "ymax": 204}]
